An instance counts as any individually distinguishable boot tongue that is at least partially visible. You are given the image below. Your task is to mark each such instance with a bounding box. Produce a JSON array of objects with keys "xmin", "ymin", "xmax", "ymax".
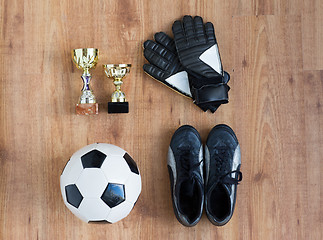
[
  {"xmin": 206, "ymin": 178, "xmax": 231, "ymax": 202},
  {"xmin": 206, "ymin": 179, "xmax": 228, "ymax": 198},
  {"xmin": 181, "ymin": 178, "xmax": 196, "ymax": 197},
  {"xmin": 178, "ymin": 149, "xmax": 195, "ymax": 197}
]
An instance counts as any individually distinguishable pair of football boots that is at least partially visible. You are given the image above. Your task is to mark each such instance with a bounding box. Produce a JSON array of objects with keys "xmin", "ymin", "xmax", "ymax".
[
  {"xmin": 143, "ymin": 15, "xmax": 230, "ymax": 113},
  {"xmin": 167, "ymin": 124, "xmax": 242, "ymax": 227}
]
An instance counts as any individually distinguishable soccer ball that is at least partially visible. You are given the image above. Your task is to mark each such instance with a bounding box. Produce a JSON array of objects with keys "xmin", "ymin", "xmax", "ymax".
[{"xmin": 60, "ymin": 143, "xmax": 141, "ymax": 223}]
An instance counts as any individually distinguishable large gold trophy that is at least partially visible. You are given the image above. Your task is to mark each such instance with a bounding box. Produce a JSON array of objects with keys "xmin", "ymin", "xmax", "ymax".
[
  {"xmin": 72, "ymin": 48, "xmax": 99, "ymax": 115},
  {"xmin": 103, "ymin": 64, "xmax": 131, "ymax": 113}
]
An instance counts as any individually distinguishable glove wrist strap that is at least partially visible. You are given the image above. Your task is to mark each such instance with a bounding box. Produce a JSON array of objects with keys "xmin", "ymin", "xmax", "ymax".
[{"xmin": 192, "ymin": 83, "xmax": 229, "ymax": 105}]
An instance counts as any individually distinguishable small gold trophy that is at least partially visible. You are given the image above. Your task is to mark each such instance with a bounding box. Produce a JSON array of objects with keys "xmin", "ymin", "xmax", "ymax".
[
  {"xmin": 72, "ymin": 48, "xmax": 99, "ymax": 115},
  {"xmin": 103, "ymin": 64, "xmax": 131, "ymax": 113}
]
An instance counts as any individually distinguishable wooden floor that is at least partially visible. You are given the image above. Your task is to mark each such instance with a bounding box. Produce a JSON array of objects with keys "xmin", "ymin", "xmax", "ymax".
[{"xmin": 0, "ymin": 0, "xmax": 322, "ymax": 239}]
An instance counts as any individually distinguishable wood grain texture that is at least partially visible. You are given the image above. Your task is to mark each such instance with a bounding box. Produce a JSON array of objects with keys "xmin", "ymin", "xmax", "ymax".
[{"xmin": 0, "ymin": 0, "xmax": 322, "ymax": 239}]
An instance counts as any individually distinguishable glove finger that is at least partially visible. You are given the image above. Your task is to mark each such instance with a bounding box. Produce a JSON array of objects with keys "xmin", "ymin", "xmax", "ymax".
[
  {"xmin": 143, "ymin": 39, "xmax": 155, "ymax": 49},
  {"xmin": 183, "ymin": 15, "xmax": 195, "ymax": 41},
  {"xmin": 144, "ymin": 48, "xmax": 170, "ymax": 71},
  {"xmin": 193, "ymin": 16, "xmax": 206, "ymax": 43},
  {"xmin": 144, "ymin": 41, "xmax": 175, "ymax": 64},
  {"xmin": 205, "ymin": 22, "xmax": 217, "ymax": 44},
  {"xmin": 143, "ymin": 64, "xmax": 165, "ymax": 80},
  {"xmin": 154, "ymin": 32, "xmax": 176, "ymax": 53},
  {"xmin": 172, "ymin": 20, "xmax": 187, "ymax": 50}
]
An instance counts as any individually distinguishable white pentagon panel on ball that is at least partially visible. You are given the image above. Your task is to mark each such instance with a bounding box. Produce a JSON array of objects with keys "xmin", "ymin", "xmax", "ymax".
[
  {"xmin": 101, "ymin": 155, "xmax": 131, "ymax": 183},
  {"xmin": 76, "ymin": 169, "xmax": 108, "ymax": 198},
  {"xmin": 96, "ymin": 143, "xmax": 126, "ymax": 157},
  {"xmin": 60, "ymin": 159, "xmax": 83, "ymax": 186},
  {"xmin": 106, "ymin": 201, "xmax": 134, "ymax": 223},
  {"xmin": 60, "ymin": 160, "xmax": 84, "ymax": 203},
  {"xmin": 78, "ymin": 198, "xmax": 111, "ymax": 222},
  {"xmin": 124, "ymin": 173, "xmax": 142, "ymax": 204},
  {"xmin": 65, "ymin": 203, "xmax": 88, "ymax": 223}
]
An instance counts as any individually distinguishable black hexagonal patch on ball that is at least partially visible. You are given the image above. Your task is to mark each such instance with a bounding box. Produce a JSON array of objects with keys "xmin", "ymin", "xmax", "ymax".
[
  {"xmin": 101, "ymin": 183, "xmax": 125, "ymax": 208},
  {"xmin": 81, "ymin": 149, "xmax": 106, "ymax": 168},
  {"xmin": 65, "ymin": 184, "xmax": 83, "ymax": 208},
  {"xmin": 123, "ymin": 153, "xmax": 139, "ymax": 175}
]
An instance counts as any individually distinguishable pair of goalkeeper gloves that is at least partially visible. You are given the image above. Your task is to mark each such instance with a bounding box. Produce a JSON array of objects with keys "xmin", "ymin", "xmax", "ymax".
[{"xmin": 143, "ymin": 15, "xmax": 230, "ymax": 113}]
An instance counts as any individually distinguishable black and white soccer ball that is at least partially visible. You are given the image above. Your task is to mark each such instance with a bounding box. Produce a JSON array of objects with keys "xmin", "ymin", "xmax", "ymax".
[{"xmin": 60, "ymin": 143, "xmax": 141, "ymax": 223}]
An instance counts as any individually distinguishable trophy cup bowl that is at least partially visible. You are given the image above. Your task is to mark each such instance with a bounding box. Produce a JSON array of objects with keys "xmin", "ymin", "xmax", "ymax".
[
  {"xmin": 103, "ymin": 64, "xmax": 131, "ymax": 114},
  {"xmin": 72, "ymin": 48, "xmax": 99, "ymax": 115}
]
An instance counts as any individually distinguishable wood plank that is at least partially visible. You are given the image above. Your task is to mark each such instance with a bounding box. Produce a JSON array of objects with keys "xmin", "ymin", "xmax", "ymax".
[
  {"xmin": 232, "ymin": 0, "xmax": 303, "ymax": 16},
  {"xmin": 302, "ymin": 0, "xmax": 323, "ymax": 70}
]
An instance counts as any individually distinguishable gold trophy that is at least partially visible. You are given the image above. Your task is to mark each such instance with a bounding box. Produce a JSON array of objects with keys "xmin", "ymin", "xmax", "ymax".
[
  {"xmin": 72, "ymin": 48, "xmax": 99, "ymax": 115},
  {"xmin": 103, "ymin": 64, "xmax": 131, "ymax": 113}
]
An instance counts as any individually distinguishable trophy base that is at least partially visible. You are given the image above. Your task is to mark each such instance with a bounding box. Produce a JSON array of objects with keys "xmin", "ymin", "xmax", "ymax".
[
  {"xmin": 108, "ymin": 102, "xmax": 129, "ymax": 114},
  {"xmin": 76, "ymin": 103, "xmax": 98, "ymax": 115}
]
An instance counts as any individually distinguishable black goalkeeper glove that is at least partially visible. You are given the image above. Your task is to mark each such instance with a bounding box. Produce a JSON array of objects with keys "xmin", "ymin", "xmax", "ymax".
[
  {"xmin": 172, "ymin": 15, "xmax": 230, "ymax": 110},
  {"xmin": 143, "ymin": 32, "xmax": 225, "ymax": 112},
  {"xmin": 143, "ymin": 32, "xmax": 192, "ymax": 98}
]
